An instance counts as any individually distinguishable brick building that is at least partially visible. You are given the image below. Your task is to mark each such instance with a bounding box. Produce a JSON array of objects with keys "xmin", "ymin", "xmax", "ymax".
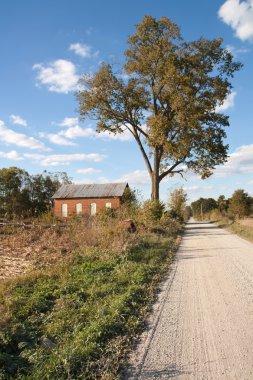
[{"xmin": 52, "ymin": 182, "xmax": 128, "ymax": 218}]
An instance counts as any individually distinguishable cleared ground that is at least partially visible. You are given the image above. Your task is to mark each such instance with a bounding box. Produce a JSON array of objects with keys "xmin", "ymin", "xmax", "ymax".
[{"xmin": 126, "ymin": 221, "xmax": 253, "ymax": 380}]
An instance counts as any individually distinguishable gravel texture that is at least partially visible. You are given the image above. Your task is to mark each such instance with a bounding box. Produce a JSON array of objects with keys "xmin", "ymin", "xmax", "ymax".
[{"xmin": 125, "ymin": 221, "xmax": 253, "ymax": 380}]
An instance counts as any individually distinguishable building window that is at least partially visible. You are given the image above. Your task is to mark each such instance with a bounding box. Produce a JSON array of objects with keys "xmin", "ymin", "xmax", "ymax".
[
  {"xmin": 61, "ymin": 203, "xmax": 68, "ymax": 217},
  {"xmin": 76, "ymin": 203, "xmax": 82, "ymax": 215},
  {"xmin": 90, "ymin": 203, "xmax": 96, "ymax": 216},
  {"xmin": 105, "ymin": 202, "xmax": 112, "ymax": 208}
]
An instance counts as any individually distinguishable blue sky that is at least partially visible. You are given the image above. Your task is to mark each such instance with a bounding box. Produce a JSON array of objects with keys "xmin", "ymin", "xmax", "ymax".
[{"xmin": 0, "ymin": 0, "xmax": 253, "ymax": 202}]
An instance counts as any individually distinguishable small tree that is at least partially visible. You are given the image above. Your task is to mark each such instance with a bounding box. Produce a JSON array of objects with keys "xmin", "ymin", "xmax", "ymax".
[
  {"xmin": 168, "ymin": 187, "xmax": 187, "ymax": 220},
  {"xmin": 228, "ymin": 189, "xmax": 251, "ymax": 219},
  {"xmin": 77, "ymin": 16, "xmax": 241, "ymax": 200}
]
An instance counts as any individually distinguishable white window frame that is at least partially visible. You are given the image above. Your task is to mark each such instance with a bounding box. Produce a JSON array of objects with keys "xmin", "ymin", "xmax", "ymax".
[
  {"xmin": 105, "ymin": 202, "xmax": 112, "ymax": 209},
  {"xmin": 61, "ymin": 203, "xmax": 68, "ymax": 217},
  {"xmin": 90, "ymin": 202, "xmax": 97, "ymax": 216},
  {"xmin": 76, "ymin": 203, "xmax": 82, "ymax": 215}
]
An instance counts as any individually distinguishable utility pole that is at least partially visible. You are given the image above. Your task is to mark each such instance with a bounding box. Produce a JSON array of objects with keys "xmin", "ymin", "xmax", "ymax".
[{"xmin": 201, "ymin": 202, "xmax": 203, "ymax": 221}]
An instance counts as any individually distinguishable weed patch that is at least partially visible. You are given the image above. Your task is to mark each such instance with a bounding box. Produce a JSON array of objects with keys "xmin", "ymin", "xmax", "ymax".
[{"xmin": 0, "ymin": 234, "xmax": 178, "ymax": 379}]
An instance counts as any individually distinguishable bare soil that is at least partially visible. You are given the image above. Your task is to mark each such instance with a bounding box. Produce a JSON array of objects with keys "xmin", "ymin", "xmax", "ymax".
[{"xmin": 126, "ymin": 221, "xmax": 253, "ymax": 380}]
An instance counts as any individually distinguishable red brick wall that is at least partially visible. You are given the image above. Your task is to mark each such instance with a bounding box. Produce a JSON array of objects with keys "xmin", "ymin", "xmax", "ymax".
[{"xmin": 53, "ymin": 197, "xmax": 121, "ymax": 218}]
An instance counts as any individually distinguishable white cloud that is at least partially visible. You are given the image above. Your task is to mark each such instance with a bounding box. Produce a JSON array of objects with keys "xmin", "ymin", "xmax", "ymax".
[
  {"xmin": 56, "ymin": 117, "xmax": 79, "ymax": 127},
  {"xmin": 226, "ymin": 44, "xmax": 250, "ymax": 56},
  {"xmin": 33, "ymin": 59, "xmax": 79, "ymax": 93},
  {"xmin": 216, "ymin": 91, "xmax": 237, "ymax": 112},
  {"xmin": 0, "ymin": 121, "xmax": 48, "ymax": 150},
  {"xmin": 24, "ymin": 152, "xmax": 106, "ymax": 166},
  {"xmin": 69, "ymin": 43, "xmax": 92, "ymax": 58},
  {"xmin": 39, "ymin": 132, "xmax": 77, "ymax": 146},
  {"xmin": 59, "ymin": 125, "xmax": 95, "ymax": 139},
  {"xmin": 57, "ymin": 124, "xmax": 133, "ymax": 142},
  {"xmin": 183, "ymin": 185, "xmax": 214, "ymax": 193},
  {"xmin": 115, "ymin": 170, "xmax": 150, "ymax": 186},
  {"xmin": 10, "ymin": 114, "xmax": 28, "ymax": 127},
  {"xmin": 218, "ymin": 0, "xmax": 253, "ymax": 41},
  {"xmin": 215, "ymin": 144, "xmax": 253, "ymax": 176},
  {"xmin": 0, "ymin": 150, "xmax": 23, "ymax": 161},
  {"xmin": 76, "ymin": 167, "xmax": 101, "ymax": 174},
  {"xmin": 99, "ymin": 129, "xmax": 133, "ymax": 141}
]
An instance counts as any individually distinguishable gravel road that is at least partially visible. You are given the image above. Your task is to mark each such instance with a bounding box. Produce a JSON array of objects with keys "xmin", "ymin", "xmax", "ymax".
[{"xmin": 126, "ymin": 221, "xmax": 253, "ymax": 380}]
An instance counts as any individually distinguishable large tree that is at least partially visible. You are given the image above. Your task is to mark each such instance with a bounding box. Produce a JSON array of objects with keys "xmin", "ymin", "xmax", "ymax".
[{"xmin": 77, "ymin": 16, "xmax": 241, "ymax": 200}]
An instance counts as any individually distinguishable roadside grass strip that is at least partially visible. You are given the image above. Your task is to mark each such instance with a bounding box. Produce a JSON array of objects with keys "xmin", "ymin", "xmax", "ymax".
[{"xmin": 0, "ymin": 234, "xmax": 177, "ymax": 380}]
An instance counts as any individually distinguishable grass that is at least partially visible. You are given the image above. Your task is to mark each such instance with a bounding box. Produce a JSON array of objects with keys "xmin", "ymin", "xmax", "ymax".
[
  {"xmin": 214, "ymin": 219, "xmax": 253, "ymax": 243},
  {"xmin": 0, "ymin": 233, "xmax": 178, "ymax": 380}
]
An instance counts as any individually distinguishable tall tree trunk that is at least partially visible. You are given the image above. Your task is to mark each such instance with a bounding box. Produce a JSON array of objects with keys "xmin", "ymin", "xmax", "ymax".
[{"xmin": 151, "ymin": 148, "xmax": 160, "ymax": 200}]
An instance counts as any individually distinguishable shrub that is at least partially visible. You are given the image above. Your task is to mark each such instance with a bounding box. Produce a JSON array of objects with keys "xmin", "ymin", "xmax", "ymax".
[{"xmin": 140, "ymin": 200, "xmax": 165, "ymax": 227}]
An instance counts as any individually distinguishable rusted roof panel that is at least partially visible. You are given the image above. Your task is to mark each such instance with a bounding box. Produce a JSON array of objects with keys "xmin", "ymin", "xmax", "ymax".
[{"xmin": 52, "ymin": 182, "xmax": 128, "ymax": 199}]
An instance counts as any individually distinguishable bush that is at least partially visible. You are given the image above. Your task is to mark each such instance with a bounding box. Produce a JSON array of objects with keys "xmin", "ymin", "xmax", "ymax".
[{"xmin": 140, "ymin": 200, "xmax": 165, "ymax": 227}]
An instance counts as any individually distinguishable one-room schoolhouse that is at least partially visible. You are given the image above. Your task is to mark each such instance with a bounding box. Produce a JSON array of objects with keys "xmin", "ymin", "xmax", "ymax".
[{"xmin": 52, "ymin": 182, "xmax": 129, "ymax": 218}]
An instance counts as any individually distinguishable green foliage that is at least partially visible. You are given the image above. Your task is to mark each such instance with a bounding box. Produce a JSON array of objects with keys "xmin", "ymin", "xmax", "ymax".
[
  {"xmin": 168, "ymin": 187, "xmax": 187, "ymax": 220},
  {"xmin": 0, "ymin": 234, "xmax": 177, "ymax": 379},
  {"xmin": 140, "ymin": 199, "xmax": 165, "ymax": 227},
  {"xmin": 228, "ymin": 189, "xmax": 252, "ymax": 219},
  {"xmin": 0, "ymin": 168, "xmax": 71, "ymax": 218},
  {"xmin": 78, "ymin": 15, "xmax": 241, "ymax": 200},
  {"xmin": 217, "ymin": 195, "xmax": 229, "ymax": 214},
  {"xmin": 191, "ymin": 197, "xmax": 217, "ymax": 219}
]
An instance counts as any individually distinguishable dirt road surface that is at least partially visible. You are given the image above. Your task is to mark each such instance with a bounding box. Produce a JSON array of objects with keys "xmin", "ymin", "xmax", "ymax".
[{"xmin": 126, "ymin": 221, "xmax": 253, "ymax": 380}]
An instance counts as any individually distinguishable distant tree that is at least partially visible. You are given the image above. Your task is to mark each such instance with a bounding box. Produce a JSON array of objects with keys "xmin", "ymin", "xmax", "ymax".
[
  {"xmin": 0, "ymin": 168, "xmax": 71, "ymax": 218},
  {"xmin": 217, "ymin": 195, "xmax": 229, "ymax": 214},
  {"xmin": 168, "ymin": 187, "xmax": 187, "ymax": 220},
  {"xmin": 0, "ymin": 167, "xmax": 31, "ymax": 217},
  {"xmin": 183, "ymin": 206, "xmax": 192, "ymax": 222},
  {"xmin": 77, "ymin": 15, "xmax": 241, "ymax": 200},
  {"xmin": 228, "ymin": 189, "xmax": 251, "ymax": 219},
  {"xmin": 191, "ymin": 197, "xmax": 217, "ymax": 218},
  {"xmin": 29, "ymin": 171, "xmax": 70, "ymax": 216}
]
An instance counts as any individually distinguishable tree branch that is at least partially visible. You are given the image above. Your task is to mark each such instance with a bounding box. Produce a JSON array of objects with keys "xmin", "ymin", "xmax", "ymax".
[{"xmin": 159, "ymin": 160, "xmax": 184, "ymax": 181}]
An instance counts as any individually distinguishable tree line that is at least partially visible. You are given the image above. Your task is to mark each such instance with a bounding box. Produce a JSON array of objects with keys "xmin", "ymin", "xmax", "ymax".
[
  {"xmin": 0, "ymin": 167, "xmax": 71, "ymax": 218},
  {"xmin": 191, "ymin": 189, "xmax": 253, "ymax": 220}
]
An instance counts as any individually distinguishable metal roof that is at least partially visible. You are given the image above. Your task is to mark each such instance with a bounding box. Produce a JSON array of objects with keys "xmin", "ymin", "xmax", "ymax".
[{"xmin": 52, "ymin": 182, "xmax": 128, "ymax": 199}]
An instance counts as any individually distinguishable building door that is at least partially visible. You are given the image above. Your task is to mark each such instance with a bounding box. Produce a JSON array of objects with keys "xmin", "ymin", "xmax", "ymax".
[
  {"xmin": 90, "ymin": 203, "xmax": 96, "ymax": 216},
  {"xmin": 61, "ymin": 203, "xmax": 68, "ymax": 217}
]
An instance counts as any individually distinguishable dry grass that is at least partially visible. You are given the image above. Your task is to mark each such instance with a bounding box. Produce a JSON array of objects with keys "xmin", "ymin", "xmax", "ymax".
[{"xmin": 0, "ymin": 217, "xmax": 133, "ymax": 279}]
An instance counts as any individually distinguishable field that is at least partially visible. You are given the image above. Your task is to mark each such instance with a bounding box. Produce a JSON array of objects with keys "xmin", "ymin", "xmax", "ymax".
[{"xmin": 0, "ymin": 216, "xmax": 181, "ymax": 379}]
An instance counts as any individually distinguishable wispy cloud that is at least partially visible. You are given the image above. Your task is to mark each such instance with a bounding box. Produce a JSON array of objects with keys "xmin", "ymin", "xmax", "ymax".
[
  {"xmin": 0, "ymin": 150, "xmax": 23, "ymax": 161},
  {"xmin": 39, "ymin": 132, "xmax": 77, "ymax": 146},
  {"xmin": 69, "ymin": 43, "xmax": 92, "ymax": 58},
  {"xmin": 54, "ymin": 118, "xmax": 133, "ymax": 142},
  {"xmin": 33, "ymin": 59, "xmax": 79, "ymax": 93},
  {"xmin": 56, "ymin": 117, "xmax": 79, "ymax": 127},
  {"xmin": 10, "ymin": 114, "xmax": 28, "ymax": 127},
  {"xmin": 0, "ymin": 120, "xmax": 48, "ymax": 150},
  {"xmin": 215, "ymin": 144, "xmax": 253, "ymax": 176},
  {"xmin": 216, "ymin": 91, "xmax": 237, "ymax": 112},
  {"xmin": 115, "ymin": 170, "xmax": 150, "ymax": 186},
  {"xmin": 218, "ymin": 0, "xmax": 253, "ymax": 41},
  {"xmin": 24, "ymin": 152, "xmax": 106, "ymax": 166},
  {"xmin": 226, "ymin": 44, "xmax": 250, "ymax": 56},
  {"xmin": 59, "ymin": 126, "xmax": 95, "ymax": 139},
  {"xmin": 76, "ymin": 167, "xmax": 101, "ymax": 174}
]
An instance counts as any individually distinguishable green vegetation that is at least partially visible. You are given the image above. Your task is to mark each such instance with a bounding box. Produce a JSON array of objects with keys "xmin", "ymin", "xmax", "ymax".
[
  {"xmin": 0, "ymin": 167, "xmax": 71, "ymax": 218},
  {"xmin": 191, "ymin": 189, "xmax": 253, "ymax": 221},
  {"xmin": 191, "ymin": 189, "xmax": 253, "ymax": 243},
  {"xmin": 0, "ymin": 233, "xmax": 178, "ymax": 379}
]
